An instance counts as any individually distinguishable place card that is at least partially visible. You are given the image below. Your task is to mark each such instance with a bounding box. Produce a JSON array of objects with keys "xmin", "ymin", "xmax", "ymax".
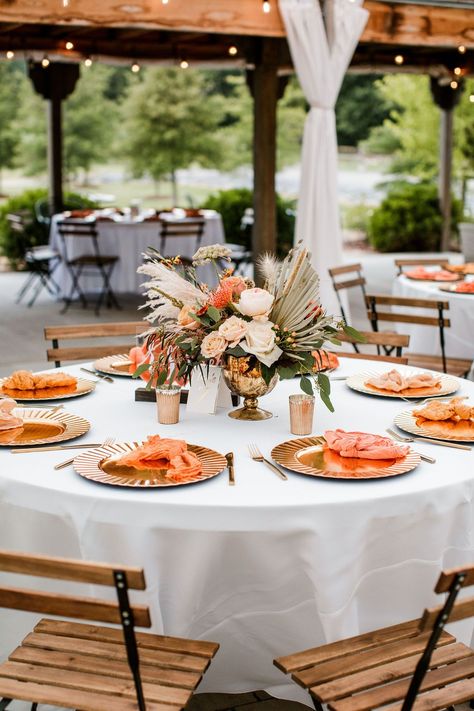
[{"xmin": 186, "ymin": 366, "xmax": 233, "ymax": 415}]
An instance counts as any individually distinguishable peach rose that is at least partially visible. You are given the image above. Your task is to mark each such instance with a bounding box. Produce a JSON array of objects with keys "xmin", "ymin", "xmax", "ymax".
[
  {"xmin": 218, "ymin": 316, "xmax": 248, "ymax": 347},
  {"xmin": 237, "ymin": 287, "xmax": 274, "ymax": 321},
  {"xmin": 201, "ymin": 332, "xmax": 227, "ymax": 360},
  {"xmin": 221, "ymin": 275, "xmax": 246, "ymax": 297},
  {"xmin": 177, "ymin": 304, "xmax": 199, "ymax": 330}
]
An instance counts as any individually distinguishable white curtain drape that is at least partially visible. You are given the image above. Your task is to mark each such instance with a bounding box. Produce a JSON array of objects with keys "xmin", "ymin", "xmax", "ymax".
[{"xmin": 278, "ymin": 0, "xmax": 368, "ymax": 318}]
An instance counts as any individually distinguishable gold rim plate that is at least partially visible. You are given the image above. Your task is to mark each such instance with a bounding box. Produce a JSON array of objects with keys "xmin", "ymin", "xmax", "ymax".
[
  {"xmin": 271, "ymin": 436, "xmax": 420, "ymax": 480},
  {"xmin": 0, "ymin": 377, "xmax": 95, "ymax": 402},
  {"xmin": 445, "ymin": 264, "xmax": 474, "ymax": 275},
  {"xmin": 438, "ymin": 284, "xmax": 474, "ymax": 296},
  {"xmin": 0, "ymin": 408, "xmax": 90, "ymax": 447},
  {"xmin": 93, "ymin": 354, "xmax": 134, "ymax": 377},
  {"xmin": 405, "ymin": 274, "xmax": 463, "ymax": 282},
  {"xmin": 346, "ymin": 370, "xmax": 459, "ymax": 400},
  {"xmin": 394, "ymin": 409, "xmax": 474, "ymax": 443},
  {"xmin": 74, "ymin": 441, "xmax": 227, "ymax": 487}
]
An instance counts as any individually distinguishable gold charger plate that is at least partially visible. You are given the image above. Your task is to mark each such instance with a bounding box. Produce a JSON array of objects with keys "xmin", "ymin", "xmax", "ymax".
[
  {"xmin": 346, "ymin": 370, "xmax": 459, "ymax": 400},
  {"xmin": 394, "ymin": 409, "xmax": 474, "ymax": 443},
  {"xmin": 0, "ymin": 408, "xmax": 90, "ymax": 447},
  {"xmin": 446, "ymin": 263, "xmax": 474, "ymax": 275},
  {"xmin": 271, "ymin": 437, "xmax": 420, "ymax": 480},
  {"xmin": 0, "ymin": 377, "xmax": 95, "ymax": 402},
  {"xmin": 93, "ymin": 354, "xmax": 133, "ymax": 377},
  {"xmin": 74, "ymin": 441, "xmax": 227, "ymax": 487},
  {"xmin": 438, "ymin": 284, "xmax": 474, "ymax": 296}
]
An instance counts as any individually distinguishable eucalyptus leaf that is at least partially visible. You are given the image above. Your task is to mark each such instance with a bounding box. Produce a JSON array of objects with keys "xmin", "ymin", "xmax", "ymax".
[
  {"xmin": 132, "ymin": 362, "xmax": 151, "ymax": 378},
  {"xmin": 207, "ymin": 306, "xmax": 221, "ymax": 323},
  {"xmin": 343, "ymin": 324, "xmax": 366, "ymax": 343},
  {"xmin": 320, "ymin": 388, "xmax": 334, "ymax": 412},
  {"xmin": 300, "ymin": 375, "xmax": 314, "ymax": 396}
]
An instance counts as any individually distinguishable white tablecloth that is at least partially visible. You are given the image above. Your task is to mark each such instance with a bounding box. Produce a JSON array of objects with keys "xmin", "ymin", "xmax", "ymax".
[
  {"xmin": 49, "ymin": 212, "xmax": 225, "ymax": 296},
  {"xmin": 1, "ymin": 358, "xmax": 474, "ymax": 702},
  {"xmin": 393, "ymin": 274, "xmax": 474, "ymax": 360}
]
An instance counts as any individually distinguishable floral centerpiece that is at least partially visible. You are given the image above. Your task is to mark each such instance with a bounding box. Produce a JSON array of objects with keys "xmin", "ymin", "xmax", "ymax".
[{"xmin": 136, "ymin": 242, "xmax": 360, "ymax": 418}]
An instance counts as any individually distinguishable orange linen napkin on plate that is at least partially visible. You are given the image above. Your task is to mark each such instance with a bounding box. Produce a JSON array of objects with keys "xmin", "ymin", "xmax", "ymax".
[
  {"xmin": 115, "ymin": 435, "xmax": 202, "ymax": 480},
  {"xmin": 324, "ymin": 429, "xmax": 409, "ymax": 459}
]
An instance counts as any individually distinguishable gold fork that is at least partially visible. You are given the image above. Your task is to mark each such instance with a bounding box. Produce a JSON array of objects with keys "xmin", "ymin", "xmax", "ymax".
[
  {"xmin": 248, "ymin": 443, "xmax": 287, "ymax": 480},
  {"xmin": 54, "ymin": 437, "xmax": 116, "ymax": 470}
]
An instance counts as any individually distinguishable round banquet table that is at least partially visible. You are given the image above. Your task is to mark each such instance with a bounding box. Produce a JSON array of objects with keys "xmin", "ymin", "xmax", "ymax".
[
  {"xmin": 49, "ymin": 210, "xmax": 225, "ymax": 296},
  {"xmin": 1, "ymin": 358, "xmax": 474, "ymax": 703},
  {"xmin": 393, "ymin": 274, "xmax": 474, "ymax": 360}
]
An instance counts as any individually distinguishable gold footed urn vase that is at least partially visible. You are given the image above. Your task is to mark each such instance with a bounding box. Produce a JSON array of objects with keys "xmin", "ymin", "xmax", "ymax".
[{"xmin": 222, "ymin": 355, "xmax": 279, "ymax": 421}]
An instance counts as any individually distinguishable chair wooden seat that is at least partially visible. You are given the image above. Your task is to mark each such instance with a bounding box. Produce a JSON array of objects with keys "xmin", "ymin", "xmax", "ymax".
[
  {"xmin": 407, "ymin": 353, "xmax": 472, "ymax": 378},
  {"xmin": 0, "ymin": 549, "xmax": 219, "ymax": 711},
  {"xmin": 44, "ymin": 321, "xmax": 145, "ymax": 367},
  {"xmin": 0, "ymin": 618, "xmax": 217, "ymax": 711},
  {"xmin": 275, "ymin": 565, "xmax": 474, "ymax": 711}
]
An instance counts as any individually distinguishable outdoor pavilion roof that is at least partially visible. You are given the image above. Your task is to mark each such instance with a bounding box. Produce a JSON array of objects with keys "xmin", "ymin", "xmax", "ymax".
[{"xmin": 0, "ymin": 0, "xmax": 474, "ymax": 76}]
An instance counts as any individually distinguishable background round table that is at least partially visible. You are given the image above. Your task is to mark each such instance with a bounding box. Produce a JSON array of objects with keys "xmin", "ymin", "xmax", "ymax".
[
  {"xmin": 1, "ymin": 358, "xmax": 474, "ymax": 703},
  {"xmin": 393, "ymin": 274, "xmax": 474, "ymax": 360},
  {"xmin": 49, "ymin": 210, "xmax": 225, "ymax": 296}
]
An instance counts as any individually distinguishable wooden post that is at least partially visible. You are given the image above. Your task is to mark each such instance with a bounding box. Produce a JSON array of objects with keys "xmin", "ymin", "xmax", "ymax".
[
  {"xmin": 247, "ymin": 39, "xmax": 288, "ymax": 274},
  {"xmin": 430, "ymin": 77, "xmax": 464, "ymax": 252},
  {"xmin": 28, "ymin": 62, "xmax": 80, "ymax": 214}
]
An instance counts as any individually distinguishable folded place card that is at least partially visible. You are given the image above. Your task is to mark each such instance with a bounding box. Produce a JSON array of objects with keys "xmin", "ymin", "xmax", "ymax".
[{"xmin": 186, "ymin": 366, "xmax": 233, "ymax": 415}]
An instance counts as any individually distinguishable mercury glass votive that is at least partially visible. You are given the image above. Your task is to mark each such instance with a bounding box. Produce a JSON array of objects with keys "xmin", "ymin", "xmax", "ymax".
[
  {"xmin": 289, "ymin": 394, "xmax": 315, "ymax": 435},
  {"xmin": 156, "ymin": 387, "xmax": 181, "ymax": 424}
]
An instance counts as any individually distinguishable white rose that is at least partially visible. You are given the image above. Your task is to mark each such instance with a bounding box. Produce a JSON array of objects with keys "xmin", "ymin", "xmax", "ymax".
[
  {"xmin": 201, "ymin": 332, "xmax": 227, "ymax": 360},
  {"xmin": 218, "ymin": 316, "xmax": 248, "ymax": 347},
  {"xmin": 241, "ymin": 320, "xmax": 282, "ymax": 367},
  {"xmin": 237, "ymin": 288, "xmax": 274, "ymax": 321}
]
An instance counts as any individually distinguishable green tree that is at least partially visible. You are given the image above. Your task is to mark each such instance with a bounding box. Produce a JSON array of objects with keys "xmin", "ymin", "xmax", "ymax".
[
  {"xmin": 121, "ymin": 68, "xmax": 224, "ymax": 203},
  {"xmin": 15, "ymin": 64, "xmax": 118, "ymax": 180},
  {"xmin": 335, "ymin": 74, "xmax": 396, "ymax": 147},
  {"xmin": 0, "ymin": 62, "xmax": 26, "ymax": 193}
]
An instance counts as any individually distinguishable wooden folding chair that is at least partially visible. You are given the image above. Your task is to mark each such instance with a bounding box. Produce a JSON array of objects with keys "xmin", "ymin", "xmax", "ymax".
[
  {"xmin": 57, "ymin": 220, "xmax": 120, "ymax": 315},
  {"xmin": 328, "ymin": 264, "xmax": 367, "ymax": 331},
  {"xmin": 275, "ymin": 564, "xmax": 474, "ymax": 711},
  {"xmin": 333, "ymin": 330, "xmax": 410, "ymax": 365},
  {"xmin": 44, "ymin": 321, "xmax": 145, "ymax": 367},
  {"xmin": 0, "ymin": 549, "xmax": 219, "ymax": 711},
  {"xmin": 159, "ymin": 218, "xmax": 205, "ymax": 266},
  {"xmin": 395, "ymin": 258, "xmax": 449, "ymax": 275},
  {"xmin": 366, "ymin": 294, "xmax": 472, "ymax": 377}
]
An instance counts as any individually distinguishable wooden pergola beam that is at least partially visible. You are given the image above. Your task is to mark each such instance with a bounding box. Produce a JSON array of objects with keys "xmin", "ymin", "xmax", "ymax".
[{"xmin": 1, "ymin": 1, "xmax": 474, "ymax": 48}]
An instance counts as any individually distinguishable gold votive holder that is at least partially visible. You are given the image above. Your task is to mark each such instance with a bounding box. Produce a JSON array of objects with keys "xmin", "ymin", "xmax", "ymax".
[
  {"xmin": 289, "ymin": 394, "xmax": 315, "ymax": 435},
  {"xmin": 156, "ymin": 387, "xmax": 181, "ymax": 425}
]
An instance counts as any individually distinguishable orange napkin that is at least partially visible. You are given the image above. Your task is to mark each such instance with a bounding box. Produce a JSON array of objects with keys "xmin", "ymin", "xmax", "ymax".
[
  {"xmin": 324, "ymin": 429, "xmax": 409, "ymax": 459},
  {"xmin": 405, "ymin": 268, "xmax": 458, "ymax": 281},
  {"xmin": 455, "ymin": 282, "xmax": 474, "ymax": 293},
  {"xmin": 0, "ymin": 398, "xmax": 23, "ymax": 431},
  {"xmin": 115, "ymin": 435, "xmax": 202, "ymax": 480},
  {"xmin": 312, "ymin": 350, "xmax": 339, "ymax": 372}
]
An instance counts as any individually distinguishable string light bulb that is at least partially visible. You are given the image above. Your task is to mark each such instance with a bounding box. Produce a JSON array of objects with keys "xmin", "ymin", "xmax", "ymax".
[
  {"xmin": 228, "ymin": 45, "xmax": 238, "ymax": 56},
  {"xmin": 84, "ymin": 56, "xmax": 93, "ymax": 67},
  {"xmin": 470, "ymin": 94, "xmax": 474, "ymax": 103},
  {"xmin": 394, "ymin": 54, "xmax": 404, "ymax": 65},
  {"xmin": 454, "ymin": 67, "xmax": 462, "ymax": 76},
  {"xmin": 180, "ymin": 59, "xmax": 189, "ymax": 69},
  {"xmin": 63, "ymin": 0, "xmax": 69, "ymax": 5},
  {"xmin": 162, "ymin": 0, "xmax": 169, "ymax": 3},
  {"xmin": 131, "ymin": 62, "xmax": 140, "ymax": 73},
  {"xmin": 41, "ymin": 55, "xmax": 50, "ymax": 68},
  {"xmin": 450, "ymin": 80, "xmax": 458, "ymax": 89},
  {"xmin": 458, "ymin": 45, "xmax": 467, "ymax": 54},
  {"xmin": 262, "ymin": 0, "xmax": 271, "ymax": 13},
  {"xmin": 65, "ymin": 41, "xmax": 74, "ymax": 50},
  {"xmin": 6, "ymin": 50, "xmax": 14, "ymax": 59}
]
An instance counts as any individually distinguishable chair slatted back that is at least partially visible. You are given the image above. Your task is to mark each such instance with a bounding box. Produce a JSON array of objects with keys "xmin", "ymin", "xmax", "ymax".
[
  {"xmin": 328, "ymin": 264, "xmax": 367, "ymax": 351},
  {"xmin": 159, "ymin": 218, "xmax": 205, "ymax": 259},
  {"xmin": 44, "ymin": 321, "xmax": 145, "ymax": 367},
  {"xmin": 366, "ymin": 294, "xmax": 451, "ymax": 372},
  {"xmin": 395, "ymin": 258, "xmax": 449, "ymax": 275},
  {"xmin": 57, "ymin": 219, "xmax": 100, "ymax": 263},
  {"xmin": 0, "ymin": 549, "xmax": 150, "ymax": 627},
  {"xmin": 334, "ymin": 330, "xmax": 410, "ymax": 364}
]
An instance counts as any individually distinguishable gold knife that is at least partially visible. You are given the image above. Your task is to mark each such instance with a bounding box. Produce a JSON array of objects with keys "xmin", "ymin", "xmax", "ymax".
[{"xmin": 225, "ymin": 452, "xmax": 235, "ymax": 486}]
